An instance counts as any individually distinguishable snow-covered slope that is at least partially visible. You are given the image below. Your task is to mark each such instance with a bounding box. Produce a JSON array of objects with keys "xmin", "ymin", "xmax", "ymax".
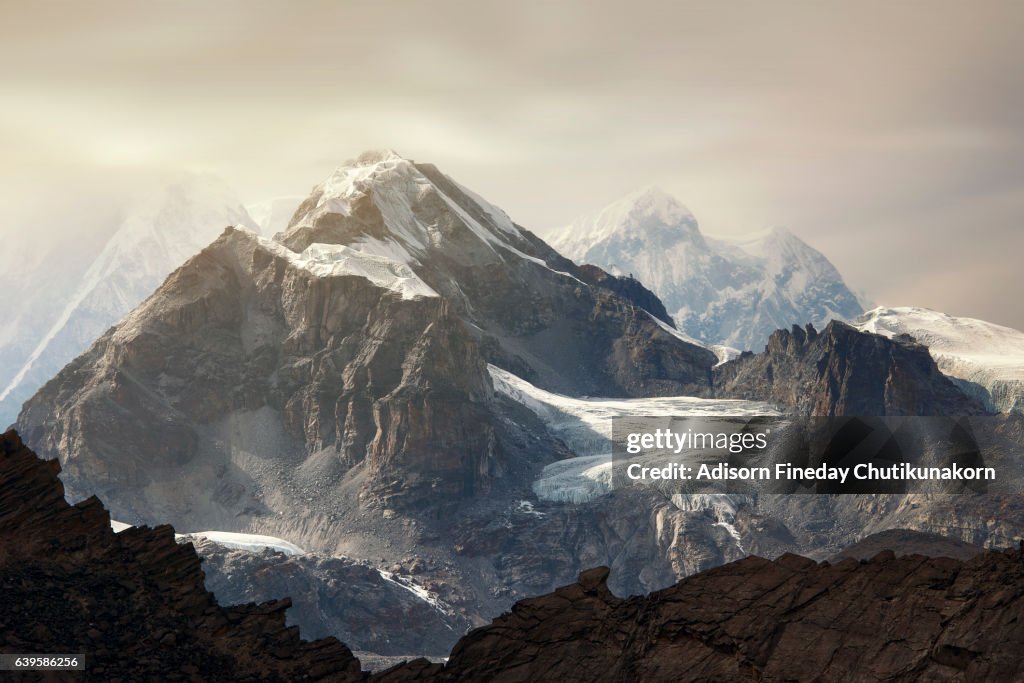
[
  {"xmin": 547, "ymin": 187, "xmax": 863, "ymax": 351},
  {"xmin": 0, "ymin": 174, "xmax": 258, "ymax": 427},
  {"xmin": 286, "ymin": 149, "xmax": 534, "ymax": 260},
  {"xmin": 855, "ymin": 306, "xmax": 1024, "ymax": 414}
]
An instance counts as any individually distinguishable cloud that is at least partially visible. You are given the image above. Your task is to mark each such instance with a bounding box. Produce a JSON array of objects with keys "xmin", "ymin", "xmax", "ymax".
[{"xmin": 1, "ymin": 0, "xmax": 1022, "ymax": 327}]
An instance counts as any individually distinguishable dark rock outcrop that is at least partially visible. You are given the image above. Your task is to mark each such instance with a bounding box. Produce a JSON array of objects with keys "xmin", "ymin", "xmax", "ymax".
[
  {"xmin": 713, "ymin": 321, "xmax": 985, "ymax": 416},
  {"xmin": 0, "ymin": 429, "xmax": 363, "ymax": 682},
  {"xmin": 7, "ymin": 428, "xmax": 1024, "ymax": 682},
  {"xmin": 380, "ymin": 550, "xmax": 1024, "ymax": 682},
  {"xmin": 573, "ymin": 263, "xmax": 675, "ymax": 327}
]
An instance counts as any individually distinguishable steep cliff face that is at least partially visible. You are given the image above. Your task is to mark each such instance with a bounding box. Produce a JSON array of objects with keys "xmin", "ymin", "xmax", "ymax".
[
  {"xmin": 713, "ymin": 321, "xmax": 984, "ymax": 416},
  {"xmin": 17, "ymin": 227, "xmax": 506, "ymax": 521},
  {"xmin": 0, "ymin": 430, "xmax": 363, "ymax": 682},
  {"xmin": 278, "ymin": 153, "xmax": 714, "ymax": 398},
  {"xmin": 378, "ymin": 550, "xmax": 1024, "ymax": 682}
]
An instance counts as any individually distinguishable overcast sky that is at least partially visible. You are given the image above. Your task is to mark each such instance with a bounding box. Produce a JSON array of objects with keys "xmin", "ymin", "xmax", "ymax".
[{"xmin": 2, "ymin": 0, "xmax": 1022, "ymax": 327}]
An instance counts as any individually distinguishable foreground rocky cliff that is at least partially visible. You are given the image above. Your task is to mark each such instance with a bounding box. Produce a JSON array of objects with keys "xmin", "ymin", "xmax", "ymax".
[
  {"xmin": 379, "ymin": 551, "xmax": 1024, "ymax": 682},
  {"xmin": 0, "ymin": 429, "xmax": 363, "ymax": 682}
]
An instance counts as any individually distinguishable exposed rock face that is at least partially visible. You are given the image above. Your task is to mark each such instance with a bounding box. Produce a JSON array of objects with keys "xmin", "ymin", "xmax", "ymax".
[
  {"xmin": 379, "ymin": 551, "xmax": 1024, "ymax": 682},
  {"xmin": 280, "ymin": 153, "xmax": 714, "ymax": 398},
  {"xmin": 17, "ymin": 227, "xmax": 508, "ymax": 518},
  {"xmin": 192, "ymin": 539, "xmax": 471, "ymax": 657},
  {"xmin": 0, "ymin": 430, "xmax": 363, "ymax": 682},
  {"xmin": 713, "ymin": 321, "xmax": 985, "ymax": 416}
]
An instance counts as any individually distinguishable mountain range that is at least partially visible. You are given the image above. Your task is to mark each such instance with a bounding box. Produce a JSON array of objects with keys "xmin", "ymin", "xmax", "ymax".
[
  {"xmin": 545, "ymin": 187, "xmax": 865, "ymax": 351},
  {"xmin": 6, "ymin": 150, "xmax": 1024, "ymax": 668}
]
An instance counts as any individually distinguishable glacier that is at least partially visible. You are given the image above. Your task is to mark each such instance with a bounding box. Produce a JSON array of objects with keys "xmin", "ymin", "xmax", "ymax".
[{"xmin": 488, "ymin": 365, "xmax": 779, "ymax": 508}]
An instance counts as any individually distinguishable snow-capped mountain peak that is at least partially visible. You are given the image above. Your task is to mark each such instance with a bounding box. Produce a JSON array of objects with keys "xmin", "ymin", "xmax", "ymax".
[
  {"xmin": 283, "ymin": 150, "xmax": 549, "ymax": 279},
  {"xmin": 546, "ymin": 189, "xmax": 863, "ymax": 351},
  {"xmin": 315, "ymin": 149, "xmax": 418, "ymax": 218},
  {"xmin": 551, "ymin": 186, "xmax": 701, "ymax": 262}
]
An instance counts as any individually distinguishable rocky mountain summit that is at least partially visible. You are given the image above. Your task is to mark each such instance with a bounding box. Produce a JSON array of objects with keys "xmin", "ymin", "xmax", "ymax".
[
  {"xmin": 546, "ymin": 187, "xmax": 863, "ymax": 351},
  {"xmin": 713, "ymin": 320, "xmax": 985, "ymax": 416},
  {"xmin": 15, "ymin": 151, "xmax": 712, "ymax": 515}
]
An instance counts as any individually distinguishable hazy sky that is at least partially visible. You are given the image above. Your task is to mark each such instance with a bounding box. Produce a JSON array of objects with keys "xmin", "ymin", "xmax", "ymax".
[{"xmin": 2, "ymin": 1, "xmax": 1022, "ymax": 327}]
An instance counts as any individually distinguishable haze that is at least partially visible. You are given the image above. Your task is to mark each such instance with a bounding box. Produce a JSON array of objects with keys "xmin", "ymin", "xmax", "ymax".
[{"xmin": 2, "ymin": 0, "xmax": 1022, "ymax": 327}]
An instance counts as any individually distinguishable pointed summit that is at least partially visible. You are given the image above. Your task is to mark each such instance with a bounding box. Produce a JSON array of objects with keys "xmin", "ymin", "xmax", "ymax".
[
  {"xmin": 549, "ymin": 192, "xmax": 864, "ymax": 350},
  {"xmin": 549, "ymin": 186, "xmax": 701, "ymax": 263},
  {"xmin": 616, "ymin": 185, "xmax": 696, "ymax": 227}
]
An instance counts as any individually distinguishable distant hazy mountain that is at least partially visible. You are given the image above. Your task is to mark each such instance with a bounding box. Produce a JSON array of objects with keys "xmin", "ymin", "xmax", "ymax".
[
  {"xmin": 855, "ymin": 306, "xmax": 1024, "ymax": 413},
  {"xmin": 0, "ymin": 174, "xmax": 257, "ymax": 427},
  {"xmin": 246, "ymin": 195, "xmax": 304, "ymax": 237},
  {"xmin": 547, "ymin": 187, "xmax": 863, "ymax": 350}
]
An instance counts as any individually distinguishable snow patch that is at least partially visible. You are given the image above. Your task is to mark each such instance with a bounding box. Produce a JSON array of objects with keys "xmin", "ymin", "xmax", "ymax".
[
  {"xmin": 255, "ymin": 235, "xmax": 438, "ymax": 300},
  {"xmin": 177, "ymin": 531, "xmax": 306, "ymax": 556},
  {"xmin": 377, "ymin": 570, "xmax": 455, "ymax": 621}
]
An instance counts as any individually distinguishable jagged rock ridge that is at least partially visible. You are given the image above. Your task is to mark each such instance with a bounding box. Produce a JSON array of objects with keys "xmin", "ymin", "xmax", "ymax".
[
  {"xmin": 375, "ymin": 550, "xmax": 1024, "ymax": 682},
  {"xmin": 713, "ymin": 320, "xmax": 985, "ymax": 416}
]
